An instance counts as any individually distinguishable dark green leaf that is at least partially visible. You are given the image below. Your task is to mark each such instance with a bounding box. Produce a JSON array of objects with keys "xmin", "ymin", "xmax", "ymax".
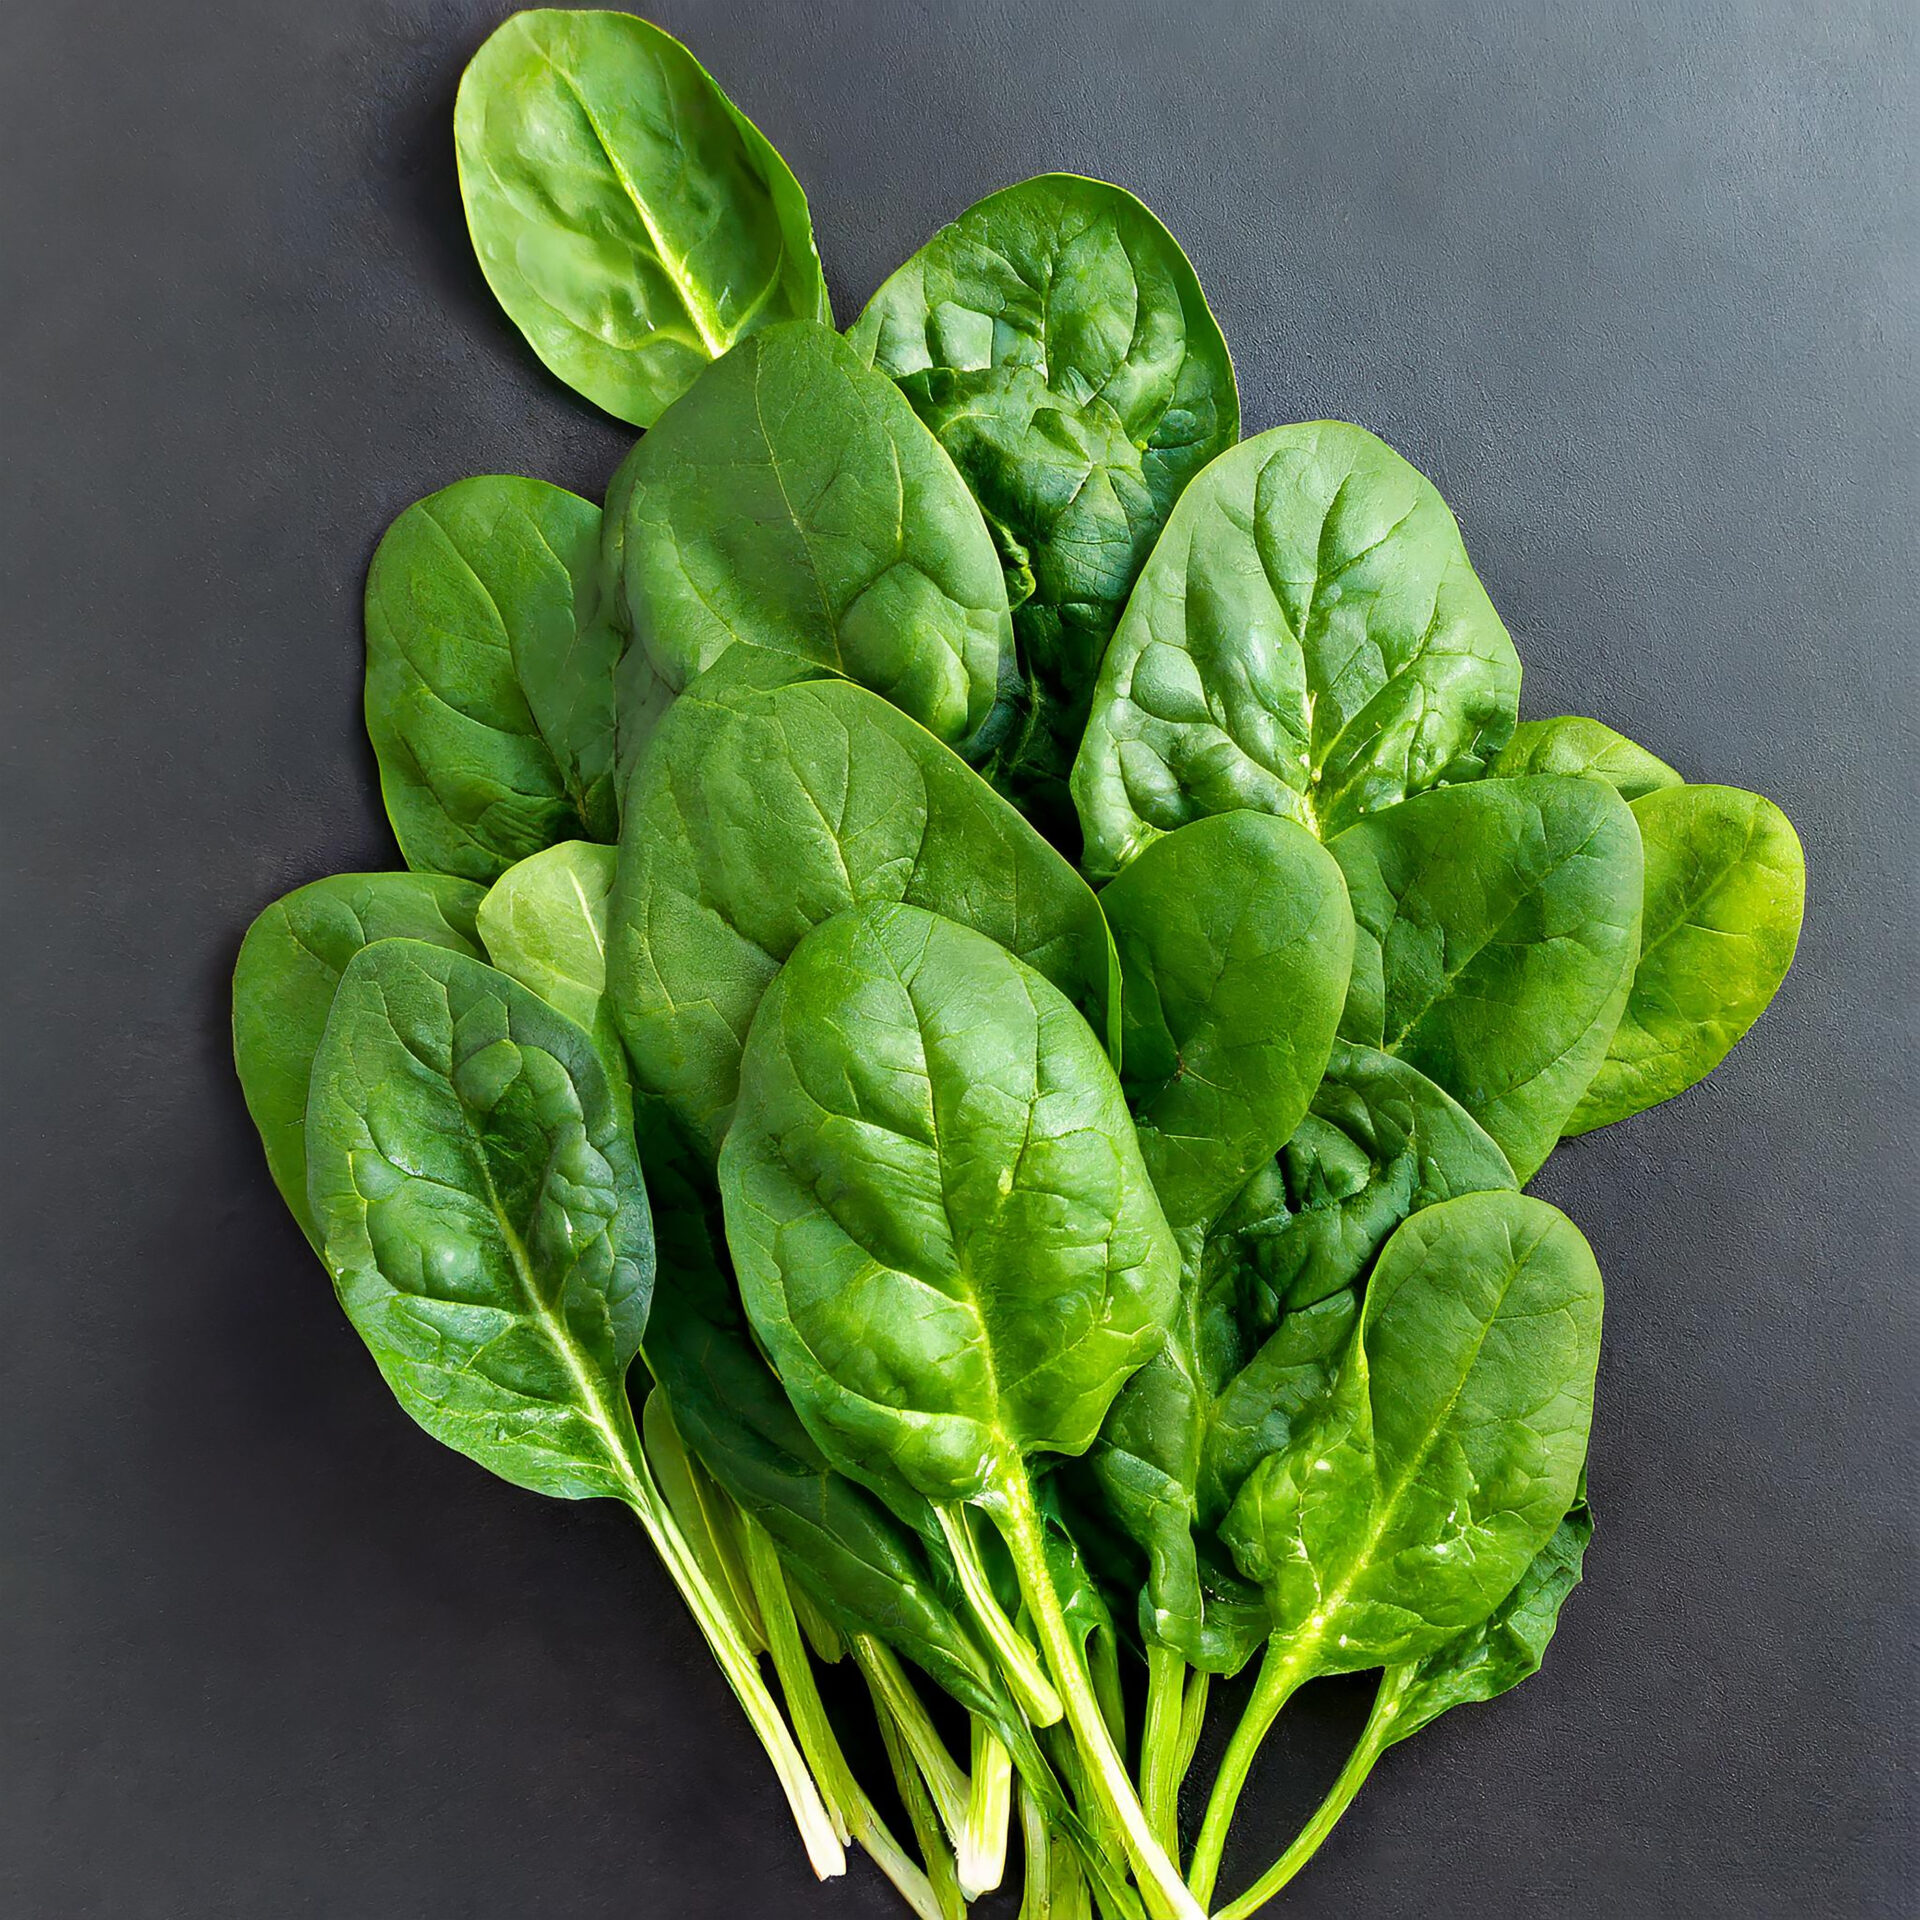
[
  {"xmin": 1567, "ymin": 784, "xmax": 1805, "ymax": 1133},
  {"xmin": 364, "ymin": 476, "xmax": 621, "ymax": 881},
  {"xmin": 609, "ymin": 665, "xmax": 1115, "ymax": 1158},
  {"xmin": 1072, "ymin": 422, "xmax": 1521, "ymax": 879},
  {"xmin": 619, "ymin": 319, "xmax": 1015, "ymax": 757},
  {"xmin": 1332, "ymin": 774, "xmax": 1643, "ymax": 1180},
  {"xmin": 455, "ymin": 9, "xmax": 829, "ymax": 427},
  {"xmin": 721, "ymin": 902, "xmax": 1178, "ymax": 1506},
  {"xmin": 851, "ymin": 174, "xmax": 1239, "ymax": 838},
  {"xmin": 1218, "ymin": 1040, "xmax": 1517, "ymax": 1333},
  {"xmin": 232, "ymin": 872, "xmax": 485, "ymax": 1247},
  {"xmin": 306, "ymin": 939, "xmax": 654, "ymax": 1501}
]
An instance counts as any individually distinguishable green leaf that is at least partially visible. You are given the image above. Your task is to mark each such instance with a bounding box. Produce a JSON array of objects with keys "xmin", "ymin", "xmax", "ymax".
[
  {"xmin": 455, "ymin": 8, "xmax": 829, "ymax": 427},
  {"xmin": 721, "ymin": 902, "xmax": 1178, "ymax": 1507},
  {"xmin": 1079, "ymin": 810, "xmax": 1353, "ymax": 1665},
  {"xmin": 1100, "ymin": 811, "xmax": 1353, "ymax": 1238},
  {"xmin": 1331, "ymin": 774, "xmax": 1644, "ymax": 1181},
  {"xmin": 1491, "ymin": 715, "xmax": 1681, "ymax": 801},
  {"xmin": 609, "ymin": 665, "xmax": 1115, "ymax": 1159},
  {"xmin": 1223, "ymin": 1190, "xmax": 1601, "ymax": 1672},
  {"xmin": 364, "ymin": 476, "xmax": 621, "ymax": 881},
  {"xmin": 1566, "ymin": 784, "xmax": 1805, "ymax": 1133},
  {"xmin": 476, "ymin": 839, "xmax": 620, "ymax": 1047},
  {"xmin": 619, "ymin": 319, "xmax": 1015, "ymax": 757},
  {"xmin": 1218, "ymin": 1040, "xmax": 1518, "ymax": 1331},
  {"xmin": 601, "ymin": 437, "xmax": 676, "ymax": 791},
  {"xmin": 306, "ymin": 939, "xmax": 654, "ymax": 1501},
  {"xmin": 850, "ymin": 174, "xmax": 1239, "ymax": 839},
  {"xmin": 1386, "ymin": 1486, "xmax": 1595, "ymax": 1745},
  {"xmin": 1071, "ymin": 421, "xmax": 1521, "ymax": 879},
  {"xmin": 232, "ymin": 872, "xmax": 485, "ymax": 1247}
]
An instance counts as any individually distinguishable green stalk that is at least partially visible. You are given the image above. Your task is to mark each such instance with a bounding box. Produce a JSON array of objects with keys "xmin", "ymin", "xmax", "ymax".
[
  {"xmin": 1212, "ymin": 1666, "xmax": 1412, "ymax": 1920},
  {"xmin": 608, "ymin": 1425, "xmax": 844, "ymax": 1880},
  {"xmin": 992, "ymin": 1472, "xmax": 1207, "ymax": 1920},
  {"xmin": 1139, "ymin": 1645, "xmax": 1188, "ymax": 1861},
  {"xmin": 1185, "ymin": 1635, "xmax": 1311, "ymax": 1907},
  {"xmin": 1019, "ymin": 1779, "xmax": 1053, "ymax": 1918},
  {"xmin": 787, "ymin": 1573, "xmax": 846, "ymax": 1666},
  {"xmin": 966, "ymin": 1718, "xmax": 1014, "ymax": 1898},
  {"xmin": 936, "ymin": 1503, "xmax": 1063, "ymax": 1726},
  {"xmin": 1172, "ymin": 1667, "xmax": 1210, "ymax": 1795},
  {"xmin": 852, "ymin": 1635, "xmax": 973, "ymax": 1850},
  {"xmin": 874, "ymin": 1684, "xmax": 969, "ymax": 1920},
  {"xmin": 639, "ymin": 1389, "xmax": 762, "ymax": 1650},
  {"xmin": 739, "ymin": 1516, "xmax": 946, "ymax": 1919}
]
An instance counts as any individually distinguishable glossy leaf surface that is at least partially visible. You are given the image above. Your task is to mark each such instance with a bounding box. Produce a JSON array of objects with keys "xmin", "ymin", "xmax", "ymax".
[
  {"xmin": 1224, "ymin": 1191, "xmax": 1601, "ymax": 1672},
  {"xmin": 364, "ymin": 476, "xmax": 620, "ymax": 881},
  {"xmin": 1491, "ymin": 715, "xmax": 1681, "ymax": 801},
  {"xmin": 1072, "ymin": 422, "xmax": 1521, "ymax": 879},
  {"xmin": 609, "ymin": 666, "xmax": 1114, "ymax": 1158},
  {"xmin": 620, "ymin": 320, "xmax": 1013, "ymax": 755},
  {"xmin": 232, "ymin": 871, "xmax": 485, "ymax": 1247},
  {"xmin": 1567, "ymin": 784, "xmax": 1805, "ymax": 1133},
  {"xmin": 1332, "ymin": 774, "xmax": 1643, "ymax": 1181},
  {"xmin": 307, "ymin": 939, "xmax": 654, "ymax": 1500},
  {"xmin": 722, "ymin": 903, "xmax": 1178, "ymax": 1507},
  {"xmin": 477, "ymin": 839, "xmax": 620, "ymax": 1047},
  {"xmin": 851, "ymin": 174, "xmax": 1239, "ymax": 836},
  {"xmin": 455, "ymin": 9, "xmax": 829, "ymax": 426}
]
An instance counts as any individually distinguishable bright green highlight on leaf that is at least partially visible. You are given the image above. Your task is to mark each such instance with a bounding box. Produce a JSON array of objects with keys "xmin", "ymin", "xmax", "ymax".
[{"xmin": 456, "ymin": 8, "xmax": 830, "ymax": 426}]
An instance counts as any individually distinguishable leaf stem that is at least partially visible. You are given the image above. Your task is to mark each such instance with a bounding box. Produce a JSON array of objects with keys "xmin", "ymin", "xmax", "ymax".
[
  {"xmin": 1211, "ymin": 1666, "xmax": 1411, "ymax": 1920},
  {"xmin": 611, "ymin": 1434, "xmax": 845, "ymax": 1880},
  {"xmin": 966, "ymin": 1716, "xmax": 1014, "ymax": 1898},
  {"xmin": 872, "ymin": 1680, "xmax": 969, "ymax": 1920},
  {"xmin": 993, "ymin": 1470, "xmax": 1208, "ymax": 1920},
  {"xmin": 1139, "ymin": 1644, "xmax": 1189, "ymax": 1861},
  {"xmin": 1184, "ymin": 1634, "xmax": 1309, "ymax": 1907},
  {"xmin": 739, "ymin": 1515, "xmax": 947, "ymax": 1919},
  {"xmin": 936, "ymin": 1501, "xmax": 1064, "ymax": 1726},
  {"xmin": 1173, "ymin": 1666, "xmax": 1210, "ymax": 1797},
  {"xmin": 851, "ymin": 1635, "xmax": 976, "ymax": 1878}
]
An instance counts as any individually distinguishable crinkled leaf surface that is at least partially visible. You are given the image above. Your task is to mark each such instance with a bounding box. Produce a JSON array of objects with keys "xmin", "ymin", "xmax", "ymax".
[
  {"xmin": 721, "ymin": 903, "xmax": 1178, "ymax": 1507},
  {"xmin": 851, "ymin": 174, "xmax": 1239, "ymax": 838},
  {"xmin": 232, "ymin": 871, "xmax": 485, "ymax": 1248},
  {"xmin": 1072, "ymin": 422, "xmax": 1521, "ymax": 879},
  {"xmin": 609, "ymin": 665, "xmax": 1115, "ymax": 1159},
  {"xmin": 1219, "ymin": 1040, "xmax": 1518, "ymax": 1334},
  {"xmin": 620, "ymin": 319, "xmax": 1014, "ymax": 755},
  {"xmin": 1079, "ymin": 811, "xmax": 1353, "ymax": 1662},
  {"xmin": 1332, "ymin": 774, "xmax": 1643, "ymax": 1181},
  {"xmin": 1224, "ymin": 1190, "xmax": 1601, "ymax": 1673},
  {"xmin": 306, "ymin": 939, "xmax": 654, "ymax": 1501},
  {"xmin": 1492, "ymin": 715, "xmax": 1681, "ymax": 801},
  {"xmin": 364, "ymin": 476, "xmax": 621, "ymax": 881},
  {"xmin": 1567, "ymin": 784, "xmax": 1804, "ymax": 1133},
  {"xmin": 455, "ymin": 9, "xmax": 829, "ymax": 427}
]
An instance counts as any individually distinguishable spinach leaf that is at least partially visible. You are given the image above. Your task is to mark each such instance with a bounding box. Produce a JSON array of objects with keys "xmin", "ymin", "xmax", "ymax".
[
  {"xmin": 1218, "ymin": 1040, "xmax": 1518, "ymax": 1333},
  {"xmin": 232, "ymin": 871, "xmax": 485, "ymax": 1247},
  {"xmin": 1080, "ymin": 811, "xmax": 1353, "ymax": 1664},
  {"xmin": 364, "ymin": 476, "xmax": 622, "ymax": 881},
  {"xmin": 1492, "ymin": 715, "xmax": 1681, "ymax": 800},
  {"xmin": 1101, "ymin": 811, "xmax": 1354, "ymax": 1238},
  {"xmin": 723, "ymin": 902, "xmax": 1176, "ymax": 1503},
  {"xmin": 1212, "ymin": 1488, "xmax": 1594, "ymax": 1920},
  {"xmin": 1331, "ymin": 773, "xmax": 1644, "ymax": 1181},
  {"xmin": 1071, "ymin": 422, "xmax": 1522, "ymax": 880},
  {"xmin": 1189, "ymin": 1190, "xmax": 1602, "ymax": 1904},
  {"xmin": 609, "ymin": 665, "xmax": 1115, "ymax": 1159},
  {"xmin": 619, "ymin": 319, "xmax": 1015, "ymax": 757},
  {"xmin": 850, "ymin": 174, "xmax": 1239, "ymax": 840},
  {"xmin": 455, "ymin": 9, "xmax": 829, "ymax": 427},
  {"xmin": 600, "ymin": 437, "xmax": 676, "ymax": 792},
  {"xmin": 1566, "ymin": 784, "xmax": 1805, "ymax": 1133},
  {"xmin": 306, "ymin": 938, "xmax": 654, "ymax": 1501},
  {"xmin": 476, "ymin": 839, "xmax": 621, "ymax": 1051}
]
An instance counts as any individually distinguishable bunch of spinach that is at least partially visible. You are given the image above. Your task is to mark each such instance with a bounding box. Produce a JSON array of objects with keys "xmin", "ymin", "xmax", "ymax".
[{"xmin": 232, "ymin": 10, "xmax": 1807, "ymax": 1914}]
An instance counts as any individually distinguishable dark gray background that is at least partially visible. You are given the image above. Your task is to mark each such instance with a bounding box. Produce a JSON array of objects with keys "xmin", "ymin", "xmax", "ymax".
[{"xmin": 3, "ymin": 1, "xmax": 1913, "ymax": 1914}]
